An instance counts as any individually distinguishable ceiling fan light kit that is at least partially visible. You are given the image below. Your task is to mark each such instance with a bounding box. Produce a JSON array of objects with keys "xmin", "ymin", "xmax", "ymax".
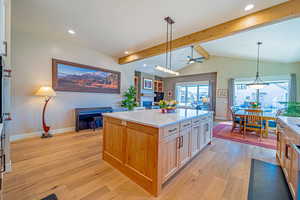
[{"xmin": 187, "ymin": 45, "xmax": 205, "ymax": 64}]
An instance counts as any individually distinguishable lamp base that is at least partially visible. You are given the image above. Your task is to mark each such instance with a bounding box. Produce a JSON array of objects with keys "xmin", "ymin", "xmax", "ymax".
[{"xmin": 41, "ymin": 133, "xmax": 53, "ymax": 138}]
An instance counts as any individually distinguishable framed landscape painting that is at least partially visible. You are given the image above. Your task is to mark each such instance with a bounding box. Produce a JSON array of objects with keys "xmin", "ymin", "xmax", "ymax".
[{"xmin": 52, "ymin": 59, "xmax": 121, "ymax": 93}]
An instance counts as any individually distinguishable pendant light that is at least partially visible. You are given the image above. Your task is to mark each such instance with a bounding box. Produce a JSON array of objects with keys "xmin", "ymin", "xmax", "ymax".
[
  {"xmin": 155, "ymin": 17, "xmax": 179, "ymax": 76},
  {"xmin": 246, "ymin": 42, "xmax": 268, "ymax": 89}
]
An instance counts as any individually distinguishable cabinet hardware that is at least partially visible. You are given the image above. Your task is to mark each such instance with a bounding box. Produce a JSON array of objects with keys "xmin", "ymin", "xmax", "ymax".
[
  {"xmin": 285, "ymin": 144, "xmax": 290, "ymax": 159},
  {"xmin": 3, "ymin": 113, "xmax": 12, "ymax": 121},
  {"xmin": 0, "ymin": 154, "xmax": 5, "ymax": 173},
  {"xmin": 180, "ymin": 136, "xmax": 183, "ymax": 148},
  {"xmin": 194, "ymin": 120, "xmax": 199, "ymax": 123},
  {"xmin": 168, "ymin": 128, "xmax": 177, "ymax": 133},
  {"xmin": 183, "ymin": 123, "xmax": 190, "ymax": 127},
  {"xmin": 3, "ymin": 69, "xmax": 12, "ymax": 78},
  {"xmin": 176, "ymin": 137, "xmax": 180, "ymax": 149},
  {"xmin": 1, "ymin": 41, "xmax": 7, "ymax": 57}
]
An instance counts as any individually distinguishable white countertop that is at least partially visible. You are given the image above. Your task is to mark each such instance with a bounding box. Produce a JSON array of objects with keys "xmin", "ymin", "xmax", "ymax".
[
  {"xmin": 278, "ymin": 116, "xmax": 300, "ymax": 134},
  {"xmin": 103, "ymin": 109, "xmax": 212, "ymax": 128}
]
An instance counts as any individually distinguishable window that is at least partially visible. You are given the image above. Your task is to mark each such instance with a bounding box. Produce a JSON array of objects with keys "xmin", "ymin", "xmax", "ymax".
[
  {"xmin": 176, "ymin": 81, "xmax": 209, "ymax": 108},
  {"xmin": 234, "ymin": 78, "xmax": 289, "ymax": 109}
]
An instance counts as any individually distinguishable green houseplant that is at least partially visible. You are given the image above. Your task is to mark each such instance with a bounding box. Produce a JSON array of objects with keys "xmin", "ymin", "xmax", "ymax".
[
  {"xmin": 121, "ymin": 86, "xmax": 138, "ymax": 111},
  {"xmin": 281, "ymin": 102, "xmax": 300, "ymax": 117}
]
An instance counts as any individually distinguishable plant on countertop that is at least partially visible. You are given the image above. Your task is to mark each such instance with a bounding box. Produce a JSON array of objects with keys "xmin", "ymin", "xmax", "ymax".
[
  {"xmin": 159, "ymin": 100, "xmax": 178, "ymax": 110},
  {"xmin": 121, "ymin": 86, "xmax": 138, "ymax": 111}
]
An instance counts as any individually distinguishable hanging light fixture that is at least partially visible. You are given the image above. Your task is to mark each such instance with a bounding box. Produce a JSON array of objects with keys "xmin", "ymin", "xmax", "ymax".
[
  {"xmin": 246, "ymin": 42, "xmax": 268, "ymax": 89},
  {"xmin": 155, "ymin": 17, "xmax": 179, "ymax": 76}
]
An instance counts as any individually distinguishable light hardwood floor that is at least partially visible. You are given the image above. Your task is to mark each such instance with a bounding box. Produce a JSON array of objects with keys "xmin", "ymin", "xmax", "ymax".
[{"xmin": 4, "ymin": 129, "xmax": 277, "ymax": 200}]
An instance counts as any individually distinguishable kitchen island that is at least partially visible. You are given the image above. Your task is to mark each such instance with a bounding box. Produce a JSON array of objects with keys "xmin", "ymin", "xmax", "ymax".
[
  {"xmin": 103, "ymin": 109, "xmax": 213, "ymax": 196},
  {"xmin": 277, "ymin": 116, "xmax": 300, "ymax": 200}
]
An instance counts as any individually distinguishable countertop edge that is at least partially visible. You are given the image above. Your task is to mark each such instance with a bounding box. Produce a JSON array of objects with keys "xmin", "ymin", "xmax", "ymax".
[
  {"xmin": 278, "ymin": 116, "xmax": 300, "ymax": 135},
  {"xmin": 103, "ymin": 111, "xmax": 213, "ymax": 128}
]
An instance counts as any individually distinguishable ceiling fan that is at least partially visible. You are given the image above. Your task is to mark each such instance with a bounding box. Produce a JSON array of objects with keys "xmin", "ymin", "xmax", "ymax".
[{"xmin": 187, "ymin": 46, "xmax": 205, "ymax": 64}]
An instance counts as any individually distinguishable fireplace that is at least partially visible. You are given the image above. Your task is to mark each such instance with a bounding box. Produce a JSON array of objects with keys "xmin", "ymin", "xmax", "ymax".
[{"xmin": 142, "ymin": 101, "xmax": 153, "ymax": 109}]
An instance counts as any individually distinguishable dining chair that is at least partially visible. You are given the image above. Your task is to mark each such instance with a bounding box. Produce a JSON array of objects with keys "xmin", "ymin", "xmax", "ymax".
[
  {"xmin": 229, "ymin": 106, "xmax": 242, "ymax": 133},
  {"xmin": 243, "ymin": 109, "xmax": 264, "ymax": 140}
]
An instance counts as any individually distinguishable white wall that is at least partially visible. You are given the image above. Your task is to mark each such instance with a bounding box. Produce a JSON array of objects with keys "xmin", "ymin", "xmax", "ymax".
[
  {"xmin": 10, "ymin": 31, "xmax": 135, "ymax": 138},
  {"xmin": 178, "ymin": 56, "xmax": 300, "ymax": 119}
]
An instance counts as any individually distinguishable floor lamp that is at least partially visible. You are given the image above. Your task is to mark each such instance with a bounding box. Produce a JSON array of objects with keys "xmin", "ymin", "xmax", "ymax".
[{"xmin": 35, "ymin": 86, "xmax": 56, "ymax": 138}]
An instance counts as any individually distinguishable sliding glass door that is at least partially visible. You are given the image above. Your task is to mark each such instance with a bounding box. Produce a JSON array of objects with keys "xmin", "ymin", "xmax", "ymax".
[{"xmin": 176, "ymin": 82, "xmax": 210, "ymax": 109}]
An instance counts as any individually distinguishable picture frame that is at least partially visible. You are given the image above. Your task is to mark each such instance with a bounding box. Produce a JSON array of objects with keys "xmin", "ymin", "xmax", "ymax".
[
  {"xmin": 143, "ymin": 78, "xmax": 153, "ymax": 90},
  {"xmin": 216, "ymin": 89, "xmax": 227, "ymax": 98},
  {"xmin": 52, "ymin": 59, "xmax": 121, "ymax": 93}
]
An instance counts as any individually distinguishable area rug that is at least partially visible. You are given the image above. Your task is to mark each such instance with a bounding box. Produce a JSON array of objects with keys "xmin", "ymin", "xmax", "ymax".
[
  {"xmin": 248, "ymin": 159, "xmax": 292, "ymax": 200},
  {"xmin": 213, "ymin": 124, "xmax": 277, "ymax": 150}
]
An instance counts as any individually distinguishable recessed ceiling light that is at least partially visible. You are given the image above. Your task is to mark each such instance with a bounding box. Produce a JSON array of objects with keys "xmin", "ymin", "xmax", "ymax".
[
  {"xmin": 244, "ymin": 4, "xmax": 254, "ymax": 11},
  {"xmin": 124, "ymin": 51, "xmax": 129, "ymax": 55},
  {"xmin": 68, "ymin": 29, "xmax": 76, "ymax": 35},
  {"xmin": 143, "ymin": 64, "xmax": 147, "ymax": 67}
]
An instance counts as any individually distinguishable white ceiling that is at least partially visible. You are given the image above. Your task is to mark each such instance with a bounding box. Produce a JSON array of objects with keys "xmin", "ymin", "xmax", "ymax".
[
  {"xmin": 202, "ymin": 17, "xmax": 300, "ymax": 63},
  {"xmin": 126, "ymin": 46, "xmax": 201, "ymax": 77},
  {"xmin": 12, "ymin": 0, "xmax": 287, "ymax": 58},
  {"xmin": 133, "ymin": 17, "xmax": 300, "ymax": 77}
]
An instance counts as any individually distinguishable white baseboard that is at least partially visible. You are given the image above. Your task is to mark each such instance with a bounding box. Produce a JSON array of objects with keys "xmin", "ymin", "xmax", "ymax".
[{"xmin": 10, "ymin": 127, "xmax": 75, "ymax": 142}]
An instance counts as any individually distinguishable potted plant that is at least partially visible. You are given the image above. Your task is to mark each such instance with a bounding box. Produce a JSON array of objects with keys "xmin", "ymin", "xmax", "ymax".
[
  {"xmin": 121, "ymin": 86, "xmax": 138, "ymax": 111},
  {"xmin": 282, "ymin": 102, "xmax": 300, "ymax": 117}
]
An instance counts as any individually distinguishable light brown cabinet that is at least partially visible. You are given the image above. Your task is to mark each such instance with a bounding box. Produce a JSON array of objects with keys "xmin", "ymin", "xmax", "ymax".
[
  {"xmin": 190, "ymin": 124, "xmax": 201, "ymax": 157},
  {"xmin": 161, "ymin": 133, "xmax": 180, "ymax": 182},
  {"xmin": 290, "ymin": 144, "xmax": 299, "ymax": 198},
  {"xmin": 103, "ymin": 113, "xmax": 213, "ymax": 196},
  {"xmin": 277, "ymin": 120, "xmax": 300, "ymax": 200},
  {"xmin": 179, "ymin": 127, "xmax": 191, "ymax": 167}
]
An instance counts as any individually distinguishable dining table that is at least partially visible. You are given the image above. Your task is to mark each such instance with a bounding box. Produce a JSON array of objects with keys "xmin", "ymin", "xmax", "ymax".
[{"xmin": 234, "ymin": 108, "xmax": 277, "ymax": 137}]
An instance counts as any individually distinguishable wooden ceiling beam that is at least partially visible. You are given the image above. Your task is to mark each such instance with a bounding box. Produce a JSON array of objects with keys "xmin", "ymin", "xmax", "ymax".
[
  {"xmin": 119, "ymin": 0, "xmax": 300, "ymax": 64},
  {"xmin": 194, "ymin": 45, "xmax": 209, "ymax": 59}
]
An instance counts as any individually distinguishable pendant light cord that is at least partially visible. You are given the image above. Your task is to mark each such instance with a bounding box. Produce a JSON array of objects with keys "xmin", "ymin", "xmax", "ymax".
[
  {"xmin": 165, "ymin": 21, "xmax": 169, "ymax": 69},
  {"xmin": 164, "ymin": 17, "xmax": 175, "ymax": 71},
  {"xmin": 256, "ymin": 42, "xmax": 262, "ymax": 80},
  {"xmin": 169, "ymin": 22, "xmax": 173, "ymax": 70}
]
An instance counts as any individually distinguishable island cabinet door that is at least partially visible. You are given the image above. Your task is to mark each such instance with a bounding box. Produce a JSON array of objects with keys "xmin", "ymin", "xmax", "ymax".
[
  {"xmin": 190, "ymin": 124, "xmax": 201, "ymax": 157},
  {"xmin": 289, "ymin": 145, "xmax": 299, "ymax": 199},
  {"xmin": 201, "ymin": 121, "xmax": 211, "ymax": 145},
  {"xmin": 103, "ymin": 118, "xmax": 126, "ymax": 164},
  {"xmin": 179, "ymin": 127, "xmax": 191, "ymax": 167},
  {"xmin": 161, "ymin": 132, "xmax": 180, "ymax": 183}
]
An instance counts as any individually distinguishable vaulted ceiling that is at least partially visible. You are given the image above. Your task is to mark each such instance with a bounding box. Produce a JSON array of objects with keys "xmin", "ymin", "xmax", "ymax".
[
  {"xmin": 12, "ymin": 0, "xmax": 287, "ymax": 58},
  {"xmin": 132, "ymin": 17, "xmax": 300, "ymax": 77}
]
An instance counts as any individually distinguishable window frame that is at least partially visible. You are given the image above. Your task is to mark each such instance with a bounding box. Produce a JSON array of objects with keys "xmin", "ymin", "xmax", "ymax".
[
  {"xmin": 233, "ymin": 77, "xmax": 290, "ymax": 108},
  {"xmin": 175, "ymin": 81, "xmax": 210, "ymax": 108}
]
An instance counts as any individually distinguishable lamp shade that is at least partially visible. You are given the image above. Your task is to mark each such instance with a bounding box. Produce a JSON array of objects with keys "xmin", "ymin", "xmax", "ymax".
[{"xmin": 35, "ymin": 86, "xmax": 56, "ymax": 97}]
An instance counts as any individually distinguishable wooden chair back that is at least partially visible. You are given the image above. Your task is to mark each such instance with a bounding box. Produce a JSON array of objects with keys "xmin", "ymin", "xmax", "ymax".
[{"xmin": 244, "ymin": 109, "xmax": 263, "ymax": 127}]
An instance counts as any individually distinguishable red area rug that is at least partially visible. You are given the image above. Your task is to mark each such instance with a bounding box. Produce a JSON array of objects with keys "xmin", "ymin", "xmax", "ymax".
[{"xmin": 213, "ymin": 124, "xmax": 277, "ymax": 150}]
